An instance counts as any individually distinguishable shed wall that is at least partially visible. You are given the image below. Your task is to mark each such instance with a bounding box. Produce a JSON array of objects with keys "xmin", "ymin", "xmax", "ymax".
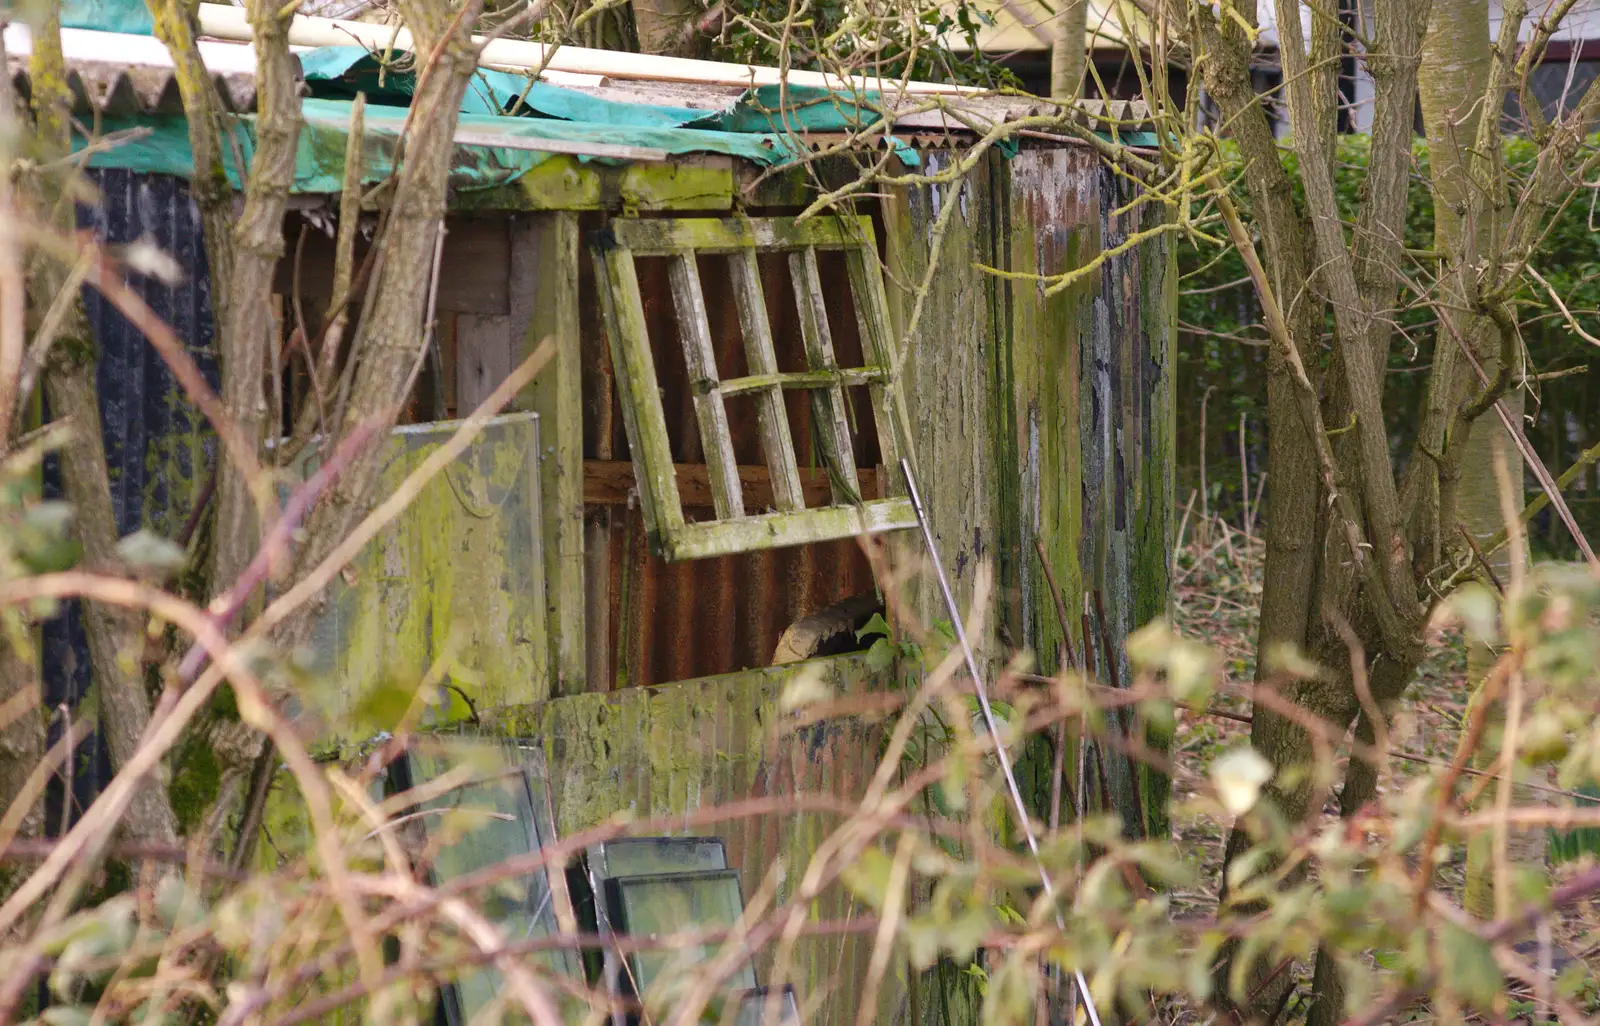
[
  {"xmin": 57, "ymin": 144, "xmax": 1175, "ymax": 1023},
  {"xmin": 492, "ymin": 653, "xmax": 889, "ymax": 1026},
  {"xmin": 43, "ymin": 168, "xmax": 217, "ymax": 709},
  {"xmin": 883, "ymin": 144, "xmax": 1175, "ymax": 835}
]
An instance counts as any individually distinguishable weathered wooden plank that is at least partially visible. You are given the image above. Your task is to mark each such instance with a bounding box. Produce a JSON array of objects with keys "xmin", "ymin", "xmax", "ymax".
[
  {"xmin": 514, "ymin": 212, "xmax": 586, "ymax": 696},
  {"xmin": 727, "ymin": 249, "xmax": 805, "ymax": 511},
  {"xmin": 454, "ymin": 313, "xmax": 513, "ymax": 412},
  {"xmin": 610, "ymin": 214, "xmax": 871, "ymax": 256},
  {"xmin": 879, "ymin": 152, "xmax": 1004, "ymax": 672},
  {"xmin": 592, "ymin": 234, "xmax": 685, "ymax": 542},
  {"xmin": 272, "ymin": 217, "xmax": 511, "ymax": 316},
  {"xmin": 712, "ymin": 366, "xmax": 888, "ymax": 396},
  {"xmin": 583, "ymin": 460, "xmax": 881, "ymax": 508},
  {"xmin": 1006, "ymin": 149, "xmax": 1095, "ymax": 679},
  {"xmin": 668, "ymin": 252, "xmax": 745, "ymax": 519},
  {"xmin": 490, "ymin": 654, "xmax": 886, "ymax": 1026},
  {"xmin": 789, "ymin": 244, "xmax": 861, "ymax": 503},
  {"xmin": 842, "ymin": 238, "xmax": 915, "ymax": 496},
  {"xmin": 662, "ymin": 499, "xmax": 914, "ymax": 561}
]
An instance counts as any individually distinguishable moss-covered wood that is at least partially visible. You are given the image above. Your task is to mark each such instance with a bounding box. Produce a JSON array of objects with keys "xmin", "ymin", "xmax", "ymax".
[
  {"xmin": 491, "ymin": 653, "xmax": 892, "ymax": 1026},
  {"xmin": 609, "ymin": 213, "xmax": 871, "ymax": 255},
  {"xmin": 592, "ymin": 213, "xmax": 919, "ymax": 562},
  {"xmin": 886, "ymin": 146, "xmax": 1176, "ymax": 840},
  {"xmin": 304, "ymin": 413, "xmax": 551, "ymax": 727},
  {"xmin": 514, "ymin": 213, "xmax": 587, "ymax": 697}
]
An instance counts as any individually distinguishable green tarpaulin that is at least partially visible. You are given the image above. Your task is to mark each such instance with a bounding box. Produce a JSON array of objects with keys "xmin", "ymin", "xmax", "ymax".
[
  {"xmin": 63, "ymin": 30, "xmax": 1162, "ymax": 183},
  {"xmin": 61, "ymin": 0, "xmax": 153, "ymax": 34},
  {"xmin": 73, "ymin": 97, "xmax": 807, "ymax": 193}
]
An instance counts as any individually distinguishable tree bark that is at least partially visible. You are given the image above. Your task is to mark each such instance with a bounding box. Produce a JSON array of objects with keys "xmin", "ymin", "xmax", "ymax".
[
  {"xmin": 1414, "ymin": 0, "xmax": 1539, "ymax": 920},
  {"xmin": 26, "ymin": 1, "xmax": 179, "ymax": 850},
  {"xmin": 277, "ymin": 0, "xmax": 486, "ymax": 645},
  {"xmin": 1050, "ymin": 0, "xmax": 1086, "ymax": 99},
  {"xmin": 632, "ymin": 0, "xmax": 701, "ymax": 55},
  {"xmin": 210, "ymin": 0, "xmax": 303, "ymax": 603}
]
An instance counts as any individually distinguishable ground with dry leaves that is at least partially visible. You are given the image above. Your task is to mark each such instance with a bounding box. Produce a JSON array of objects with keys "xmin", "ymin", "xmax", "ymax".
[{"xmin": 1165, "ymin": 516, "xmax": 1600, "ymax": 1023}]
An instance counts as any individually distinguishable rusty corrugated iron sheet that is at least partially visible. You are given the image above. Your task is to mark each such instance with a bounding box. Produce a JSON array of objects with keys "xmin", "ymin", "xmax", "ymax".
[{"xmin": 586, "ymin": 246, "xmax": 885, "ymax": 689}]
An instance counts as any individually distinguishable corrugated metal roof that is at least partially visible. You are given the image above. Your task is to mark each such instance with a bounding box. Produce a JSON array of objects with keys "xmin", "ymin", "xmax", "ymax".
[{"xmin": 3, "ymin": 23, "xmax": 261, "ymax": 114}]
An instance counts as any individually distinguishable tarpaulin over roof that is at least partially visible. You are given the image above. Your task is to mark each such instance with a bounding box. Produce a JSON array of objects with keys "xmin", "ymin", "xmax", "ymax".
[
  {"xmin": 69, "ymin": 45, "xmax": 936, "ymax": 186},
  {"xmin": 298, "ymin": 49, "xmax": 925, "ymax": 162},
  {"xmin": 300, "ymin": 47, "xmax": 903, "ymax": 132},
  {"xmin": 71, "ymin": 97, "xmax": 809, "ymax": 192},
  {"xmin": 61, "ymin": 0, "xmax": 153, "ymax": 35}
]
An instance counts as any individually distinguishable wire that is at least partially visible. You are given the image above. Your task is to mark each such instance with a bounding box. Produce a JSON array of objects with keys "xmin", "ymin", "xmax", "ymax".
[{"xmin": 902, "ymin": 458, "xmax": 1104, "ymax": 1026}]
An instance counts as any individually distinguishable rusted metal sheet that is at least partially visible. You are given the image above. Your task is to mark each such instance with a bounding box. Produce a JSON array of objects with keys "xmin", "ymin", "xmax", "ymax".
[
  {"xmin": 583, "ymin": 242, "xmax": 887, "ymax": 689},
  {"xmin": 497, "ymin": 653, "xmax": 887, "ymax": 1026}
]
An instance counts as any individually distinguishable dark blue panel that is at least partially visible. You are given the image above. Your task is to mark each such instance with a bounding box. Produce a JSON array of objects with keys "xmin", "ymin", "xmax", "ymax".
[{"xmin": 40, "ymin": 169, "xmax": 218, "ymax": 716}]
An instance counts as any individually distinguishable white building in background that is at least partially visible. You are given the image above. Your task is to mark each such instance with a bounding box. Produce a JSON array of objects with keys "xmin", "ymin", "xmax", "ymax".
[{"xmin": 939, "ymin": 0, "xmax": 1600, "ymax": 134}]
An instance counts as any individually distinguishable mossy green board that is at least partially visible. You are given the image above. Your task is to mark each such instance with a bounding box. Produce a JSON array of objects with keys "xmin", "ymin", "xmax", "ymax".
[{"xmin": 304, "ymin": 413, "xmax": 550, "ymax": 730}]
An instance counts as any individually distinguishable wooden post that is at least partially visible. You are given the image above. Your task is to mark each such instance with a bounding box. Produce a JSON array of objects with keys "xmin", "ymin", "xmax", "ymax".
[{"xmin": 513, "ymin": 212, "xmax": 587, "ymax": 696}]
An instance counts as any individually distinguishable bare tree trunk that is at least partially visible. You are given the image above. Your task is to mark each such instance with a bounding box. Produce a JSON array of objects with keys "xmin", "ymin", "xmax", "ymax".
[
  {"xmin": 633, "ymin": 0, "xmax": 700, "ymax": 55},
  {"xmin": 210, "ymin": 0, "xmax": 303, "ymax": 604},
  {"xmin": 147, "ymin": 0, "xmax": 237, "ymax": 324},
  {"xmin": 26, "ymin": 1, "xmax": 179, "ymax": 850},
  {"xmin": 1415, "ymin": 0, "xmax": 1538, "ymax": 920},
  {"xmin": 0, "ymin": 7, "xmax": 49, "ymax": 860},
  {"xmin": 278, "ymin": 0, "xmax": 487, "ymax": 646},
  {"xmin": 1050, "ymin": 0, "xmax": 1086, "ymax": 99},
  {"xmin": 205, "ymin": 2, "xmax": 489, "ymax": 861}
]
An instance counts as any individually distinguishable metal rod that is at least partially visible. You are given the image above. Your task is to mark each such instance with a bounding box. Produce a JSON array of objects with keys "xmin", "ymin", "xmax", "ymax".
[{"xmin": 901, "ymin": 458, "xmax": 1103, "ymax": 1026}]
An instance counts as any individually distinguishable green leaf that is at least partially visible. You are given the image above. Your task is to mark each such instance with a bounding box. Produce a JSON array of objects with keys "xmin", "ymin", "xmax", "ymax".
[
  {"xmin": 1441, "ymin": 583, "xmax": 1499, "ymax": 645},
  {"xmin": 1438, "ymin": 922, "xmax": 1502, "ymax": 1008},
  {"xmin": 865, "ymin": 637, "xmax": 895, "ymax": 673},
  {"xmin": 116, "ymin": 528, "xmax": 187, "ymax": 576},
  {"xmin": 840, "ymin": 846, "xmax": 895, "ymax": 909},
  {"xmin": 855, "ymin": 611, "xmax": 891, "ymax": 642}
]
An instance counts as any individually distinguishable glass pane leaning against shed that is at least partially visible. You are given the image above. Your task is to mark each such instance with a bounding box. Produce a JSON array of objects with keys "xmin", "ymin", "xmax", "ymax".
[
  {"xmin": 603, "ymin": 869, "xmax": 758, "ymax": 998},
  {"xmin": 390, "ymin": 737, "xmax": 579, "ymax": 1024}
]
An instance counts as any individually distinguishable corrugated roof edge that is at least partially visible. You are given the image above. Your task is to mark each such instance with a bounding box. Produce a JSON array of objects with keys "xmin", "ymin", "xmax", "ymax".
[{"xmin": 3, "ymin": 22, "xmax": 260, "ymax": 115}]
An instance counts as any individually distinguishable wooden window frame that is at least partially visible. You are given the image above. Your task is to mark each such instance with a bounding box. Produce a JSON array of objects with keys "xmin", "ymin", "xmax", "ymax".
[{"xmin": 591, "ymin": 214, "xmax": 917, "ymax": 561}]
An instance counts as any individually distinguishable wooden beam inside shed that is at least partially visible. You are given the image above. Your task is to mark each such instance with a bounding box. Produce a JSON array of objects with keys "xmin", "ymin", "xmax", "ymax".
[{"xmin": 584, "ymin": 461, "xmax": 882, "ymax": 510}]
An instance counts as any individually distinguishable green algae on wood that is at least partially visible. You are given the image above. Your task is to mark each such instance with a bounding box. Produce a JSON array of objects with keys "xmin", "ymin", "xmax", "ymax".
[
  {"xmin": 511, "ymin": 213, "xmax": 587, "ymax": 697},
  {"xmin": 303, "ymin": 413, "xmax": 551, "ymax": 733},
  {"xmin": 491, "ymin": 653, "xmax": 892, "ymax": 1026}
]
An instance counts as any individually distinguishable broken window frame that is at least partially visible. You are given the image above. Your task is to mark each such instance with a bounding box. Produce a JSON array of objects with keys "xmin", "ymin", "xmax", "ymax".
[{"xmin": 591, "ymin": 214, "xmax": 918, "ymax": 561}]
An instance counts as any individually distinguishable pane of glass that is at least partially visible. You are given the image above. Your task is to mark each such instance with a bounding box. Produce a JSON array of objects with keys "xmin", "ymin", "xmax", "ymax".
[
  {"xmin": 605, "ymin": 869, "xmax": 757, "ymax": 996},
  {"xmin": 733, "ymin": 986, "xmax": 802, "ymax": 1026},
  {"xmin": 592, "ymin": 837, "xmax": 727, "ymax": 880},
  {"xmin": 400, "ymin": 739, "xmax": 577, "ymax": 1023}
]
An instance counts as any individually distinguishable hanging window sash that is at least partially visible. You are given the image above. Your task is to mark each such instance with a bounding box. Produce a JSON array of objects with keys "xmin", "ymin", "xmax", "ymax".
[{"xmin": 591, "ymin": 214, "xmax": 917, "ymax": 561}]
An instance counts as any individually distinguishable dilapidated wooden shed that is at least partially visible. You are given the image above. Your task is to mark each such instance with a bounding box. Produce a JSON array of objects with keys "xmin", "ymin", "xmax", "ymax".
[{"xmin": 13, "ymin": 10, "xmax": 1175, "ymax": 1021}]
